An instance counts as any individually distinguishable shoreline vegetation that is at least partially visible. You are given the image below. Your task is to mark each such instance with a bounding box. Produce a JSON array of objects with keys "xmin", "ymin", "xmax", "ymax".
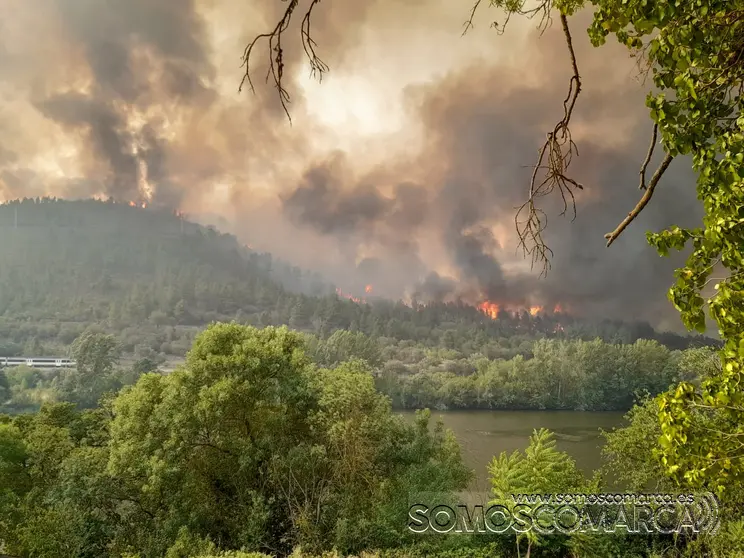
[
  {"xmin": 0, "ymin": 333, "xmax": 711, "ymax": 415},
  {"xmin": 0, "ymin": 323, "xmax": 739, "ymax": 558}
]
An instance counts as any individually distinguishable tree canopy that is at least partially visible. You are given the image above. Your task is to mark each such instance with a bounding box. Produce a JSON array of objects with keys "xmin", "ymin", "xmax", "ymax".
[{"xmin": 0, "ymin": 323, "xmax": 471, "ymax": 556}]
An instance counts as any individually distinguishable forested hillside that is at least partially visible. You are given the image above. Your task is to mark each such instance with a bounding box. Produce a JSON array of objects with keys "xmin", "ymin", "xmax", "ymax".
[{"xmin": 0, "ymin": 198, "xmax": 718, "ymax": 361}]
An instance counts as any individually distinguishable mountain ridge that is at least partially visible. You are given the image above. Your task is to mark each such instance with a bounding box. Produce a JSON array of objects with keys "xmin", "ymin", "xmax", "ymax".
[{"xmin": 0, "ymin": 197, "xmax": 719, "ymax": 360}]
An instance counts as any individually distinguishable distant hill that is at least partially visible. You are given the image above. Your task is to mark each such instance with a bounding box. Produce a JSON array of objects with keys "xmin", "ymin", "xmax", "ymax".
[{"xmin": 0, "ymin": 198, "xmax": 719, "ymax": 359}]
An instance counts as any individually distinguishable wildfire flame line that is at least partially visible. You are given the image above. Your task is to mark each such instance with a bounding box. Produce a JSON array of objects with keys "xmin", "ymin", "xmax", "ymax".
[
  {"xmin": 477, "ymin": 301, "xmax": 566, "ymax": 319},
  {"xmin": 335, "ymin": 286, "xmax": 375, "ymax": 304}
]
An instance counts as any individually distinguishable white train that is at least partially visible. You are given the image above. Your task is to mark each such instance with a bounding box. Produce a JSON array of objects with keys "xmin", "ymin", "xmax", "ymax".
[{"xmin": 0, "ymin": 357, "xmax": 76, "ymax": 368}]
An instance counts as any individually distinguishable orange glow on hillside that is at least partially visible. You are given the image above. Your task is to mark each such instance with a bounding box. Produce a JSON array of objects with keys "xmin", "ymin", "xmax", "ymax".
[
  {"xmin": 365, "ymin": 284, "xmax": 373, "ymax": 294},
  {"xmin": 336, "ymin": 287, "xmax": 364, "ymax": 304},
  {"xmin": 478, "ymin": 301, "xmax": 500, "ymax": 319},
  {"xmin": 477, "ymin": 301, "xmax": 567, "ymax": 320}
]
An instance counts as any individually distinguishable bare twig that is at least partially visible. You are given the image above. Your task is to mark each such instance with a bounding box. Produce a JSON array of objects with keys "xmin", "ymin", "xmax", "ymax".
[
  {"xmin": 604, "ymin": 153, "xmax": 674, "ymax": 246},
  {"xmin": 239, "ymin": 0, "xmax": 327, "ymax": 123},
  {"xmin": 301, "ymin": 0, "xmax": 329, "ymax": 80},
  {"xmin": 515, "ymin": 13, "xmax": 583, "ymax": 277},
  {"xmin": 639, "ymin": 123, "xmax": 659, "ymax": 190},
  {"xmin": 701, "ymin": 269, "xmax": 744, "ymax": 291},
  {"xmin": 462, "ymin": 0, "xmax": 483, "ymax": 35},
  {"xmin": 464, "ymin": 0, "xmax": 553, "ymax": 37}
]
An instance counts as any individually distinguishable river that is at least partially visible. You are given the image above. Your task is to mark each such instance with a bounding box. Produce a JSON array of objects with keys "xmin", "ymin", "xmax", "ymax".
[{"xmin": 398, "ymin": 410, "xmax": 626, "ymax": 491}]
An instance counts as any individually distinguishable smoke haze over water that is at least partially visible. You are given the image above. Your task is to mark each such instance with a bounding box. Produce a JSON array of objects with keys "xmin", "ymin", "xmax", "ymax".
[{"xmin": 0, "ymin": 0, "xmax": 703, "ymax": 330}]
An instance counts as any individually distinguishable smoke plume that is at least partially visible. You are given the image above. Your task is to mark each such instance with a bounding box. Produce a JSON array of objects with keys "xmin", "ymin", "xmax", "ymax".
[{"xmin": 0, "ymin": 0, "xmax": 703, "ymax": 330}]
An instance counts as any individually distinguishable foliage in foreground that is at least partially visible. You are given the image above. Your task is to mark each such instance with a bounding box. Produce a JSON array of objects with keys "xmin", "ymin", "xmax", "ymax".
[
  {"xmin": 3, "ymin": 325, "xmax": 744, "ymax": 556},
  {"xmin": 0, "ymin": 324, "xmax": 471, "ymax": 557}
]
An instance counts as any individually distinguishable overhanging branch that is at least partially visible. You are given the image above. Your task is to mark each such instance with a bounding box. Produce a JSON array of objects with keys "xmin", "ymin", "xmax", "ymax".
[
  {"xmin": 515, "ymin": 13, "xmax": 583, "ymax": 277},
  {"xmin": 604, "ymin": 152, "xmax": 674, "ymax": 247},
  {"xmin": 239, "ymin": 0, "xmax": 327, "ymax": 123},
  {"xmin": 639, "ymin": 123, "xmax": 659, "ymax": 190}
]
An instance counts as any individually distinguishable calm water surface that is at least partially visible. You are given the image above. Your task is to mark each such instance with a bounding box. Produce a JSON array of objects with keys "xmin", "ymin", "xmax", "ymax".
[{"xmin": 398, "ymin": 410, "xmax": 626, "ymax": 491}]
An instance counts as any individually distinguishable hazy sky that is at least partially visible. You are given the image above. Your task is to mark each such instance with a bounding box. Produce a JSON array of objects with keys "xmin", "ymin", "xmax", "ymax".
[{"xmin": 0, "ymin": 0, "xmax": 704, "ymax": 330}]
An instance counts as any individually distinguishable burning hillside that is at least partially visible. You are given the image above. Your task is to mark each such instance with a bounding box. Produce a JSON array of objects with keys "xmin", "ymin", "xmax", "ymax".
[
  {"xmin": 335, "ymin": 287, "xmax": 366, "ymax": 304},
  {"xmin": 477, "ymin": 300, "xmax": 567, "ymax": 320},
  {"xmin": 333, "ymin": 282, "xmax": 570, "ymax": 320}
]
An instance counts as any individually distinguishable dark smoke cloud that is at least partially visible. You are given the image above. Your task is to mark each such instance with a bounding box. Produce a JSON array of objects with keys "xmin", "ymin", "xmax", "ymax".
[
  {"xmin": 276, "ymin": 10, "xmax": 702, "ymax": 327},
  {"xmin": 410, "ymin": 272, "xmax": 459, "ymax": 304},
  {"xmin": 37, "ymin": 93, "xmax": 140, "ymax": 200},
  {"xmin": 0, "ymin": 0, "xmax": 703, "ymax": 330},
  {"xmin": 19, "ymin": 0, "xmax": 216, "ymax": 204},
  {"xmin": 53, "ymin": 0, "xmax": 213, "ymax": 99},
  {"xmin": 283, "ymin": 154, "xmax": 393, "ymax": 235}
]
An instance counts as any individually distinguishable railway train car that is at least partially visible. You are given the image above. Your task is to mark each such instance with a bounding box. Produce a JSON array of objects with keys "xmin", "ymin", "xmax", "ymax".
[{"xmin": 0, "ymin": 357, "xmax": 76, "ymax": 368}]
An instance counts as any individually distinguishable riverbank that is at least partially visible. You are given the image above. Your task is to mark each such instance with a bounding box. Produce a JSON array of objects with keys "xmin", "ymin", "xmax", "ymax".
[{"xmin": 398, "ymin": 409, "xmax": 626, "ymax": 490}]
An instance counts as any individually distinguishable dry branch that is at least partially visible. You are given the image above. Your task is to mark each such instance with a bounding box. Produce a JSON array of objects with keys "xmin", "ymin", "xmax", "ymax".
[
  {"xmin": 463, "ymin": 0, "xmax": 484, "ymax": 35},
  {"xmin": 639, "ymin": 123, "xmax": 659, "ymax": 190},
  {"xmin": 514, "ymin": 13, "xmax": 583, "ymax": 277},
  {"xmin": 239, "ymin": 0, "xmax": 327, "ymax": 123},
  {"xmin": 464, "ymin": 0, "xmax": 552, "ymax": 36},
  {"xmin": 604, "ymin": 153, "xmax": 674, "ymax": 247}
]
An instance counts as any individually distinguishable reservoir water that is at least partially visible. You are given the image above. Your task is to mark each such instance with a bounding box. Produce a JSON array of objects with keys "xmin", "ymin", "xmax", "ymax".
[{"xmin": 399, "ymin": 410, "xmax": 626, "ymax": 491}]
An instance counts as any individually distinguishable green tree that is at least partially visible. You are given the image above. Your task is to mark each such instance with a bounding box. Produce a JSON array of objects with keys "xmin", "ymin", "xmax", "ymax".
[
  {"xmin": 106, "ymin": 323, "xmax": 317, "ymax": 555},
  {"xmin": 0, "ymin": 369, "xmax": 9, "ymax": 403},
  {"xmin": 148, "ymin": 310, "xmax": 171, "ymax": 328},
  {"xmin": 70, "ymin": 331, "xmax": 121, "ymax": 378},
  {"xmin": 104, "ymin": 323, "xmax": 470, "ymax": 555},
  {"xmin": 314, "ymin": 330, "xmax": 383, "ymax": 368},
  {"xmin": 601, "ymin": 397, "xmax": 674, "ymax": 493},
  {"xmin": 61, "ymin": 331, "xmax": 122, "ymax": 407},
  {"xmin": 488, "ymin": 428, "xmax": 594, "ymax": 558}
]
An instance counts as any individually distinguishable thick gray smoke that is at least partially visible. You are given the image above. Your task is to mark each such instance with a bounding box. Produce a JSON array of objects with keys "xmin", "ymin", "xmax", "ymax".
[
  {"xmin": 277, "ymin": 14, "xmax": 700, "ymax": 325},
  {"xmin": 0, "ymin": 0, "xmax": 703, "ymax": 330}
]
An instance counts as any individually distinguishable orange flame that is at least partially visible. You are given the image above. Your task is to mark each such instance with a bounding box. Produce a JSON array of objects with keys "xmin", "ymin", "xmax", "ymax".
[
  {"xmin": 478, "ymin": 301, "xmax": 500, "ymax": 319},
  {"xmin": 553, "ymin": 303, "xmax": 564, "ymax": 313},
  {"xmin": 477, "ymin": 302, "xmax": 562, "ymax": 319},
  {"xmin": 336, "ymin": 287, "xmax": 362, "ymax": 304},
  {"xmin": 365, "ymin": 284, "xmax": 373, "ymax": 294},
  {"xmin": 129, "ymin": 201, "xmax": 136, "ymax": 207}
]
